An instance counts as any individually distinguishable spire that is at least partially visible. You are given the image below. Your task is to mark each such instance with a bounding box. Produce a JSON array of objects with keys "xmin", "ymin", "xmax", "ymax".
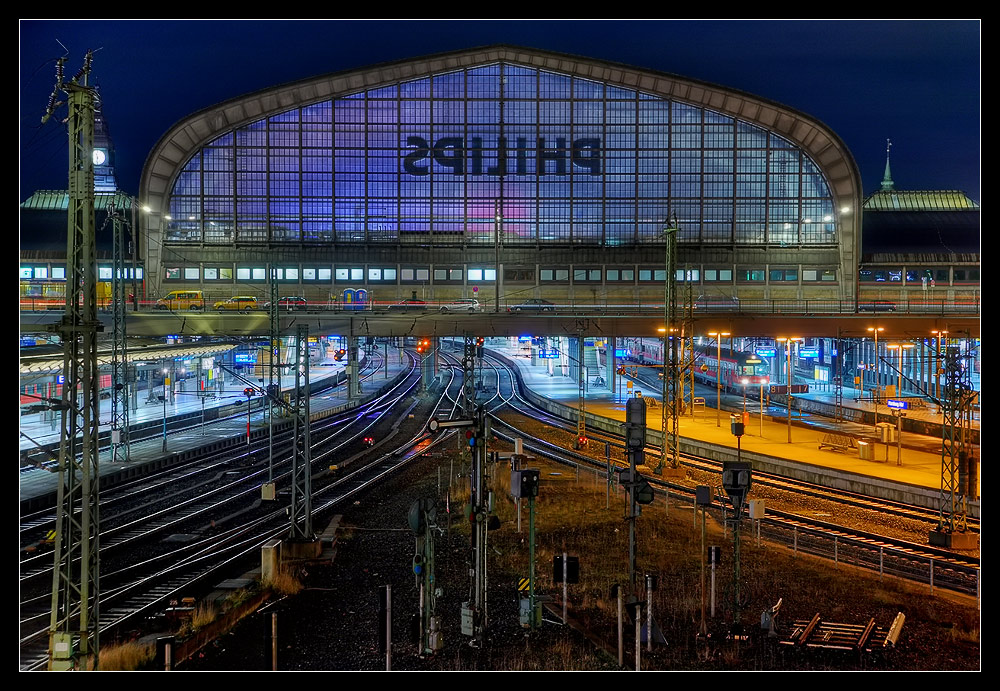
[{"xmin": 880, "ymin": 138, "xmax": 895, "ymax": 191}]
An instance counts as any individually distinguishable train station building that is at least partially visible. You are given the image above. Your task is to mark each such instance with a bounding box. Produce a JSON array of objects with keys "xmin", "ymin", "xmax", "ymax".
[{"xmin": 137, "ymin": 45, "xmax": 861, "ymax": 308}]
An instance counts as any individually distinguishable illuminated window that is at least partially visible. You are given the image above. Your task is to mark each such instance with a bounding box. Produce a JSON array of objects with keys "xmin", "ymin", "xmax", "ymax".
[
  {"xmin": 52, "ymin": 267, "xmax": 66, "ymax": 279},
  {"xmin": 184, "ymin": 267, "xmax": 200, "ymax": 280},
  {"xmin": 20, "ymin": 267, "xmax": 32, "ymax": 279},
  {"xmin": 204, "ymin": 268, "xmax": 219, "ymax": 280},
  {"xmin": 167, "ymin": 64, "xmax": 835, "ymax": 251}
]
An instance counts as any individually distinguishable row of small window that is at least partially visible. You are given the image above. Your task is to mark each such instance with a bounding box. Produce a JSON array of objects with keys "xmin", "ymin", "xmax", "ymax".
[
  {"xmin": 20, "ymin": 266, "xmax": 144, "ymax": 280},
  {"xmin": 858, "ymin": 268, "xmax": 979, "ymax": 284},
  {"xmin": 163, "ymin": 266, "xmax": 498, "ymax": 283},
  {"xmin": 161, "ymin": 264, "xmax": 835, "ymax": 285},
  {"xmin": 542, "ymin": 268, "xmax": 835, "ymax": 283}
]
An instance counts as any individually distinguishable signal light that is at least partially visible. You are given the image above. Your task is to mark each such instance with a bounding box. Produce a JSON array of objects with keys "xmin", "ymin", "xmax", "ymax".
[{"xmin": 243, "ymin": 387, "xmax": 254, "ymax": 397}]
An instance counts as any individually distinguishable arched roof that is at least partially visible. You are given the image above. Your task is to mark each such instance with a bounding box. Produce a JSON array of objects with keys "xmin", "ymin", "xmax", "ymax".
[{"xmin": 140, "ymin": 44, "xmax": 862, "ymax": 222}]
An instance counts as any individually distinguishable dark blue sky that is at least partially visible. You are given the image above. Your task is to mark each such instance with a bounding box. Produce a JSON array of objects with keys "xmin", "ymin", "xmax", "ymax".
[{"xmin": 19, "ymin": 20, "xmax": 980, "ymax": 203}]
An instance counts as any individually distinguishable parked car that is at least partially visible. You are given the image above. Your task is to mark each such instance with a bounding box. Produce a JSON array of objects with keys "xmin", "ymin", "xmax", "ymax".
[
  {"xmin": 214, "ymin": 296, "xmax": 259, "ymax": 312},
  {"xmin": 508, "ymin": 298, "xmax": 555, "ymax": 312},
  {"xmin": 438, "ymin": 298, "xmax": 481, "ymax": 312},
  {"xmin": 387, "ymin": 298, "xmax": 428, "ymax": 312},
  {"xmin": 155, "ymin": 290, "xmax": 204, "ymax": 311},
  {"xmin": 262, "ymin": 296, "xmax": 308, "ymax": 312},
  {"xmin": 858, "ymin": 300, "xmax": 897, "ymax": 312}
]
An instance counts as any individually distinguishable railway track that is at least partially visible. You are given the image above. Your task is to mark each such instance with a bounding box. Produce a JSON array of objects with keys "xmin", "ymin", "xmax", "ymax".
[
  {"xmin": 20, "ymin": 350, "xmax": 461, "ymax": 670},
  {"xmin": 471, "ymin": 350, "xmax": 979, "ymax": 596}
]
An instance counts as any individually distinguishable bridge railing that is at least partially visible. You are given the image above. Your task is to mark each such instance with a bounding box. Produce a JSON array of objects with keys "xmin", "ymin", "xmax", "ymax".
[{"xmin": 20, "ymin": 296, "xmax": 981, "ymax": 316}]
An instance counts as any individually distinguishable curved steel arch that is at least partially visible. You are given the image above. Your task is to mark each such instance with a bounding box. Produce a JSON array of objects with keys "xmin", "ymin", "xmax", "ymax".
[{"xmin": 139, "ymin": 44, "xmax": 862, "ymax": 297}]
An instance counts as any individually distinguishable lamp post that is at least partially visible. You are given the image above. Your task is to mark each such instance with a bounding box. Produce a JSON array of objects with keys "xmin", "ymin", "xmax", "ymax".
[
  {"xmin": 707, "ymin": 331, "xmax": 730, "ymax": 427},
  {"xmin": 867, "ymin": 326, "xmax": 884, "ymax": 431}
]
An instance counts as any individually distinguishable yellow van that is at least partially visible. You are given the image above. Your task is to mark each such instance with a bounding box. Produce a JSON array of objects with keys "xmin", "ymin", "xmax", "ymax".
[{"xmin": 155, "ymin": 290, "xmax": 205, "ymax": 311}]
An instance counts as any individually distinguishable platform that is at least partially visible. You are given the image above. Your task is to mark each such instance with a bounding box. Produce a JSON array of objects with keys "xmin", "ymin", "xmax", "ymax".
[
  {"xmin": 491, "ymin": 343, "xmax": 980, "ymax": 513},
  {"xmin": 18, "ymin": 348, "xmax": 409, "ymax": 508}
]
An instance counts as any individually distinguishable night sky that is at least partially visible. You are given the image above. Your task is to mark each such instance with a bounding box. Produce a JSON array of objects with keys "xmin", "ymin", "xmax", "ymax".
[{"xmin": 19, "ymin": 20, "xmax": 980, "ymax": 204}]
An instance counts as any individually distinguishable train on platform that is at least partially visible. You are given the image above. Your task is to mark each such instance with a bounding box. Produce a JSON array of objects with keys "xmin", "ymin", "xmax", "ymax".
[{"xmin": 620, "ymin": 338, "xmax": 770, "ymax": 390}]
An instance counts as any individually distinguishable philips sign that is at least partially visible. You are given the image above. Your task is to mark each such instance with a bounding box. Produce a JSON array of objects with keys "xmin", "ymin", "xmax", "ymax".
[{"xmin": 403, "ymin": 136, "xmax": 601, "ymax": 176}]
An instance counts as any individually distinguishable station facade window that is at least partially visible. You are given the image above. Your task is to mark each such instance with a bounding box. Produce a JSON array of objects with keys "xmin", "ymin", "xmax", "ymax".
[
  {"xmin": 769, "ymin": 268, "xmax": 798, "ymax": 282},
  {"xmin": 165, "ymin": 62, "xmax": 836, "ymax": 251},
  {"xmin": 573, "ymin": 268, "xmax": 602, "ymax": 283},
  {"xmin": 467, "ymin": 268, "xmax": 496, "ymax": 282},
  {"xmin": 704, "ymin": 268, "xmax": 733, "ymax": 282},
  {"xmin": 738, "ymin": 268, "xmax": 766, "ymax": 283},
  {"xmin": 504, "ymin": 267, "xmax": 535, "ymax": 282},
  {"xmin": 400, "ymin": 267, "xmax": 430, "ymax": 283}
]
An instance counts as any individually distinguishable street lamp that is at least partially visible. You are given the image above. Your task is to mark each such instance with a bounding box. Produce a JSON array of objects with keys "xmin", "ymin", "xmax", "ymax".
[
  {"xmin": 867, "ymin": 326, "xmax": 885, "ymax": 431},
  {"xmin": 707, "ymin": 331, "xmax": 731, "ymax": 427}
]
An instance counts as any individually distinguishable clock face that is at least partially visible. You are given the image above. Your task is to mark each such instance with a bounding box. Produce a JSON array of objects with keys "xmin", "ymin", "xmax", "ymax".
[{"xmin": 92, "ymin": 149, "xmax": 107, "ymax": 165}]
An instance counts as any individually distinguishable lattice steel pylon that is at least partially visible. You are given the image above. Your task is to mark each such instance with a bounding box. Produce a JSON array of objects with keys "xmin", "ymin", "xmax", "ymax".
[
  {"xmin": 267, "ymin": 264, "xmax": 279, "ymax": 483},
  {"xmin": 937, "ymin": 342, "xmax": 977, "ymax": 535},
  {"xmin": 110, "ymin": 193, "xmax": 130, "ymax": 464},
  {"xmin": 660, "ymin": 217, "xmax": 682, "ymax": 471},
  {"xmin": 44, "ymin": 52, "xmax": 101, "ymax": 670},
  {"xmin": 288, "ymin": 325, "xmax": 313, "ymax": 540}
]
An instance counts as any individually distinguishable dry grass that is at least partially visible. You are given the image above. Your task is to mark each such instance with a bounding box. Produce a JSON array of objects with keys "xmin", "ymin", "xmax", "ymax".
[
  {"xmin": 265, "ymin": 569, "xmax": 304, "ymax": 597},
  {"xmin": 462, "ymin": 449, "xmax": 980, "ymax": 670},
  {"xmin": 190, "ymin": 602, "xmax": 219, "ymax": 631},
  {"xmin": 89, "ymin": 641, "xmax": 155, "ymax": 671}
]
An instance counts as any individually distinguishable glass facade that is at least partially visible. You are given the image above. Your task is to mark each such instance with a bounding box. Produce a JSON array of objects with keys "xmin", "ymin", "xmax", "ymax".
[{"xmin": 166, "ymin": 64, "xmax": 836, "ymax": 247}]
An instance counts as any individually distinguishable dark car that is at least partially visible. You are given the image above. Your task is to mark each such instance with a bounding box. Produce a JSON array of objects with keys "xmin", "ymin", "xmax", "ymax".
[
  {"xmin": 858, "ymin": 300, "xmax": 897, "ymax": 313},
  {"xmin": 508, "ymin": 298, "xmax": 555, "ymax": 312},
  {"xmin": 387, "ymin": 298, "xmax": 428, "ymax": 312},
  {"xmin": 262, "ymin": 296, "xmax": 309, "ymax": 312}
]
